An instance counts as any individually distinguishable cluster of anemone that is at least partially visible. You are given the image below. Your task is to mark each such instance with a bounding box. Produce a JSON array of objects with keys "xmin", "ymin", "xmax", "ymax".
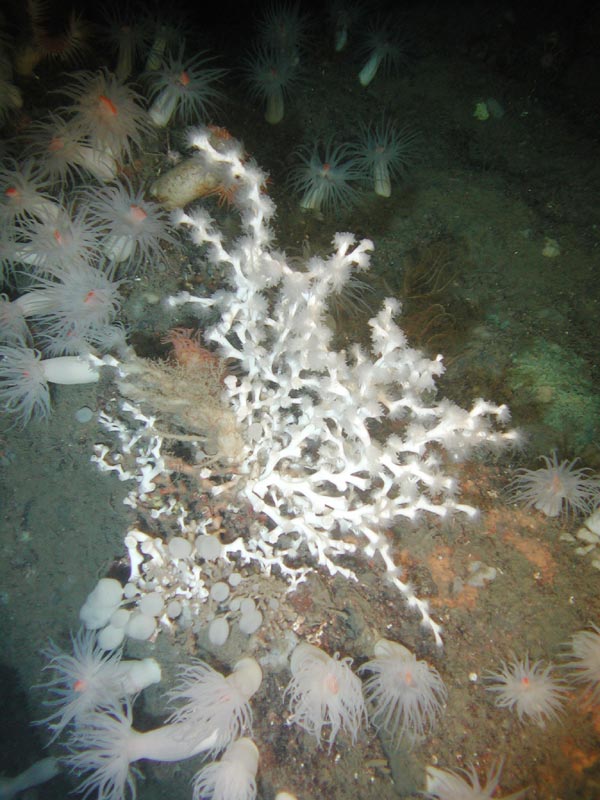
[
  {"xmin": 98, "ymin": 5, "xmax": 190, "ymax": 81},
  {"xmin": 243, "ymin": 1, "xmax": 310, "ymax": 124},
  {"xmin": 66, "ymin": 709, "xmax": 260, "ymax": 800},
  {"xmin": 0, "ymin": 11, "xmax": 229, "ymax": 430},
  {"xmin": 41, "ymin": 637, "xmax": 263, "ymax": 800},
  {"xmin": 12, "ymin": 68, "xmax": 153, "ymax": 188},
  {"xmin": 0, "ymin": 6, "xmax": 230, "ymax": 430},
  {"xmin": 420, "ymin": 631, "xmax": 600, "ymax": 796},
  {"xmin": 289, "ymin": 116, "xmax": 418, "ymax": 213},
  {"xmin": 35, "ymin": 628, "xmax": 537, "ymax": 800},
  {"xmin": 19, "ymin": 65, "xmax": 154, "ymax": 187},
  {"xmin": 0, "ymin": 151, "xmax": 173, "ymax": 424},
  {"xmin": 35, "ymin": 628, "xmax": 552, "ymax": 800},
  {"xmin": 0, "ymin": 161, "xmax": 130, "ymax": 367},
  {"xmin": 243, "ymin": 4, "xmax": 409, "ymax": 127},
  {"xmin": 284, "ymin": 639, "xmax": 448, "ymax": 752}
]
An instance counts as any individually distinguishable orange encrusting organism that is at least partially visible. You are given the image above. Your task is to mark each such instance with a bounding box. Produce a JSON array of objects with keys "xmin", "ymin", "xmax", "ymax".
[{"xmin": 162, "ymin": 328, "xmax": 224, "ymax": 376}]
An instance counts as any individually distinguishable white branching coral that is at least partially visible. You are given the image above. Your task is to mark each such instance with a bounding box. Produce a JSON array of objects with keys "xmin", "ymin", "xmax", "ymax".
[{"xmin": 99, "ymin": 126, "xmax": 517, "ymax": 647}]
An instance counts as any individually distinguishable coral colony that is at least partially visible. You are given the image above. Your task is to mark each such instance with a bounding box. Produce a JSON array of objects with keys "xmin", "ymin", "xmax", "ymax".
[
  {"xmin": 2, "ymin": 6, "xmax": 600, "ymax": 800},
  {"xmin": 92, "ymin": 126, "xmax": 518, "ymax": 649}
]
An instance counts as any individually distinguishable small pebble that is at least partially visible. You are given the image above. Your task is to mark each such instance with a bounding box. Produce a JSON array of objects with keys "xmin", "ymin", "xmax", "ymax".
[{"xmin": 75, "ymin": 406, "xmax": 94, "ymax": 423}]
